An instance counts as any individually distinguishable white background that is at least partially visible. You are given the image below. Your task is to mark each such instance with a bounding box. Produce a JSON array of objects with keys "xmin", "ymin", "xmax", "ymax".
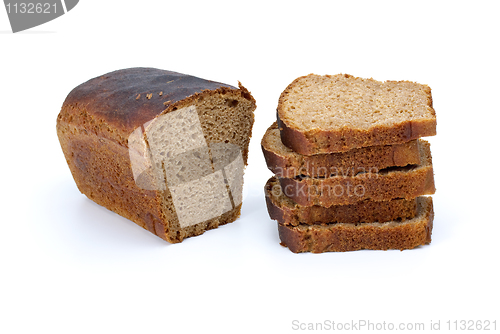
[{"xmin": 1, "ymin": 1, "xmax": 499, "ymax": 333}]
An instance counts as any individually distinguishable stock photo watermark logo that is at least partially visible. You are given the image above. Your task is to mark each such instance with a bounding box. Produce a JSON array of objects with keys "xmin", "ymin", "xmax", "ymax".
[
  {"xmin": 3, "ymin": 0, "xmax": 78, "ymax": 33},
  {"xmin": 271, "ymin": 180, "xmax": 367, "ymax": 200},
  {"xmin": 270, "ymin": 165, "xmax": 381, "ymax": 202},
  {"xmin": 128, "ymin": 105, "xmax": 245, "ymax": 228}
]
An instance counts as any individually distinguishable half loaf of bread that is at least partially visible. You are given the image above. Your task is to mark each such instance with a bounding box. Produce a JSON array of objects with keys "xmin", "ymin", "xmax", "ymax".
[
  {"xmin": 277, "ymin": 74, "xmax": 436, "ymax": 155},
  {"xmin": 57, "ymin": 67, "xmax": 256, "ymax": 243}
]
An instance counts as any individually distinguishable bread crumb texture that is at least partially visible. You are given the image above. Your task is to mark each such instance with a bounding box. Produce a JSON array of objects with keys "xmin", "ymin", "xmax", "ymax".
[{"xmin": 279, "ymin": 74, "xmax": 434, "ymax": 131}]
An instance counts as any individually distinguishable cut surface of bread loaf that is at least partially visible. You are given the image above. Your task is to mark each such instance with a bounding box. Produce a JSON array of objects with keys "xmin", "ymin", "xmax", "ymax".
[
  {"xmin": 277, "ymin": 74, "xmax": 436, "ymax": 155},
  {"xmin": 262, "ymin": 122, "xmax": 421, "ymax": 178},
  {"xmin": 277, "ymin": 197, "xmax": 433, "ymax": 253},
  {"xmin": 278, "ymin": 140, "xmax": 435, "ymax": 207},
  {"xmin": 57, "ymin": 67, "xmax": 256, "ymax": 243},
  {"xmin": 265, "ymin": 177, "xmax": 418, "ymax": 226}
]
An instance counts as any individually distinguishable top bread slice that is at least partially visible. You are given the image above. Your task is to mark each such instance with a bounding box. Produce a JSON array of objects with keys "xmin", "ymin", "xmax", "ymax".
[
  {"xmin": 277, "ymin": 74, "xmax": 436, "ymax": 155},
  {"xmin": 57, "ymin": 67, "xmax": 256, "ymax": 243}
]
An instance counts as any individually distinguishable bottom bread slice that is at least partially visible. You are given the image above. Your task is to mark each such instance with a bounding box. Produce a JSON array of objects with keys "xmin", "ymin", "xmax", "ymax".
[{"xmin": 277, "ymin": 197, "xmax": 434, "ymax": 253}]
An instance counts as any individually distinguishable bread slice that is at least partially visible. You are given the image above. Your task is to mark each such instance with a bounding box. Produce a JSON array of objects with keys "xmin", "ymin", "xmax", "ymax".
[
  {"xmin": 278, "ymin": 140, "xmax": 435, "ymax": 207},
  {"xmin": 265, "ymin": 176, "xmax": 418, "ymax": 226},
  {"xmin": 262, "ymin": 122, "xmax": 421, "ymax": 178},
  {"xmin": 57, "ymin": 68, "xmax": 256, "ymax": 243},
  {"xmin": 277, "ymin": 74, "xmax": 436, "ymax": 155},
  {"xmin": 277, "ymin": 197, "xmax": 433, "ymax": 253}
]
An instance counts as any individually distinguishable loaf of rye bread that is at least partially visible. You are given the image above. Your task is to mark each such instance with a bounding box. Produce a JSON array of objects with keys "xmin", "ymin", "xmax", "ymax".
[
  {"xmin": 278, "ymin": 140, "xmax": 435, "ymax": 207},
  {"xmin": 277, "ymin": 74, "xmax": 436, "ymax": 155},
  {"xmin": 265, "ymin": 177, "xmax": 418, "ymax": 226},
  {"xmin": 57, "ymin": 68, "xmax": 256, "ymax": 243},
  {"xmin": 262, "ymin": 122, "xmax": 421, "ymax": 178},
  {"xmin": 276, "ymin": 196, "xmax": 434, "ymax": 253}
]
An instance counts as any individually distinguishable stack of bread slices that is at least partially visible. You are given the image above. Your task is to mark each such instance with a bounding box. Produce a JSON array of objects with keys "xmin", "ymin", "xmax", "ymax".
[{"xmin": 262, "ymin": 74, "xmax": 436, "ymax": 253}]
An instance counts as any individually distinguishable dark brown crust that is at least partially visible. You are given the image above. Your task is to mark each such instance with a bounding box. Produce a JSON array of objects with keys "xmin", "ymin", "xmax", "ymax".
[
  {"xmin": 63, "ymin": 68, "xmax": 237, "ymax": 136},
  {"xmin": 277, "ymin": 197, "xmax": 433, "ymax": 253},
  {"xmin": 278, "ymin": 140, "xmax": 435, "ymax": 207},
  {"xmin": 57, "ymin": 126, "xmax": 165, "ymax": 235},
  {"xmin": 265, "ymin": 177, "xmax": 418, "ymax": 226},
  {"xmin": 277, "ymin": 74, "xmax": 436, "ymax": 155},
  {"xmin": 57, "ymin": 67, "xmax": 255, "ymax": 243},
  {"xmin": 262, "ymin": 122, "xmax": 421, "ymax": 178},
  {"xmin": 59, "ymin": 68, "xmax": 255, "ymax": 162}
]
